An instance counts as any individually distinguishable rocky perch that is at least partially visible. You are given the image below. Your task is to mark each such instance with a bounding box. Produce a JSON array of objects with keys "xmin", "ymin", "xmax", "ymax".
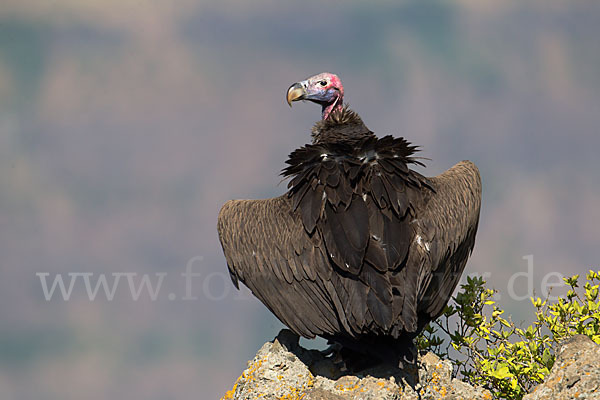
[
  {"xmin": 524, "ymin": 334, "xmax": 600, "ymax": 400},
  {"xmin": 222, "ymin": 331, "xmax": 600, "ymax": 400},
  {"xmin": 221, "ymin": 329, "xmax": 491, "ymax": 400}
]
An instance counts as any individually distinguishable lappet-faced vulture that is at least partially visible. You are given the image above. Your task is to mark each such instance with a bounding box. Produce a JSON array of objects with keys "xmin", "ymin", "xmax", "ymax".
[{"xmin": 218, "ymin": 72, "xmax": 481, "ymax": 367}]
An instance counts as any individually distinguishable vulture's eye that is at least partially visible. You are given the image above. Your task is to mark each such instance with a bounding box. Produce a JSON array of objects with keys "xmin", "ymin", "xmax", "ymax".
[{"xmin": 319, "ymin": 80, "xmax": 327, "ymax": 87}]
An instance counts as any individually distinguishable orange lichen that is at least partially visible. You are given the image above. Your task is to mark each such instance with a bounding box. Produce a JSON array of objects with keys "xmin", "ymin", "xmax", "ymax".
[
  {"xmin": 334, "ymin": 380, "xmax": 361, "ymax": 392},
  {"xmin": 272, "ymin": 370, "xmax": 314, "ymax": 400},
  {"xmin": 221, "ymin": 382, "xmax": 238, "ymax": 400},
  {"xmin": 277, "ymin": 387, "xmax": 302, "ymax": 400},
  {"xmin": 220, "ymin": 356, "xmax": 268, "ymax": 399}
]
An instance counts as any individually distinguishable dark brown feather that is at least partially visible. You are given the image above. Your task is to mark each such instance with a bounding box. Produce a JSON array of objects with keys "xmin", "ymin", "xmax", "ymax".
[{"xmin": 217, "ymin": 106, "xmax": 481, "ymax": 357}]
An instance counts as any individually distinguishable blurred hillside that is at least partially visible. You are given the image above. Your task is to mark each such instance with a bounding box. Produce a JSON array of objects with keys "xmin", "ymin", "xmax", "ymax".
[{"xmin": 1, "ymin": 1, "xmax": 599, "ymax": 399}]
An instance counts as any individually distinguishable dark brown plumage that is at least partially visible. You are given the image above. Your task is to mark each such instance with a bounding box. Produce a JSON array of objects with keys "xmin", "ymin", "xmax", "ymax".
[{"xmin": 218, "ymin": 74, "xmax": 481, "ymax": 366}]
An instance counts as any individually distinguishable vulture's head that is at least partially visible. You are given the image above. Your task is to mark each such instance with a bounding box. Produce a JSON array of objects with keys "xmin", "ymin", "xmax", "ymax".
[{"xmin": 287, "ymin": 72, "xmax": 344, "ymax": 120}]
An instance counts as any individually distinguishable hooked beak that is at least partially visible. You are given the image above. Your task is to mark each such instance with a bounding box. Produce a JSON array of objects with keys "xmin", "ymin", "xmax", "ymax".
[{"xmin": 286, "ymin": 82, "xmax": 306, "ymax": 107}]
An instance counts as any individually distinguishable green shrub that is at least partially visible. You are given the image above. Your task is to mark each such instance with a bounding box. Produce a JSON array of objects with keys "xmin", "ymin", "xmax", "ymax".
[{"xmin": 416, "ymin": 270, "xmax": 600, "ymax": 399}]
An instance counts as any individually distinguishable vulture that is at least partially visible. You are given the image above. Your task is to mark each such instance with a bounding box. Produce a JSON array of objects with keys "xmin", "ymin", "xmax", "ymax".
[{"xmin": 218, "ymin": 72, "xmax": 481, "ymax": 367}]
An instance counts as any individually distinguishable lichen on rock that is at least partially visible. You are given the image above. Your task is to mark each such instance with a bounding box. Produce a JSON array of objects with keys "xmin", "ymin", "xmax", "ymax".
[
  {"xmin": 523, "ymin": 335, "xmax": 600, "ymax": 400},
  {"xmin": 221, "ymin": 329, "xmax": 492, "ymax": 400}
]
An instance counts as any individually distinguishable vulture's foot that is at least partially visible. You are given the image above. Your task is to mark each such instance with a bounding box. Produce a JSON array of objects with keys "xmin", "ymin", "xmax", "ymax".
[
  {"xmin": 395, "ymin": 341, "xmax": 417, "ymax": 370},
  {"xmin": 319, "ymin": 342, "xmax": 343, "ymax": 358},
  {"xmin": 332, "ymin": 347, "xmax": 381, "ymax": 373}
]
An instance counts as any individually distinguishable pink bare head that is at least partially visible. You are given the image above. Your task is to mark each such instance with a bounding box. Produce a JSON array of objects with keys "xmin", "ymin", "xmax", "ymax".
[{"xmin": 286, "ymin": 72, "xmax": 344, "ymax": 120}]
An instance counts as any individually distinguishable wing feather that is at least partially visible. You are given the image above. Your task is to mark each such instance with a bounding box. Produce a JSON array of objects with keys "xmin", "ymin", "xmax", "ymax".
[
  {"xmin": 218, "ymin": 131, "xmax": 481, "ymax": 341},
  {"xmin": 415, "ymin": 161, "xmax": 482, "ymax": 326}
]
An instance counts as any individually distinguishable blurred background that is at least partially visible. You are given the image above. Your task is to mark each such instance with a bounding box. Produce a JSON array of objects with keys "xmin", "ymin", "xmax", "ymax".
[{"xmin": 1, "ymin": 0, "xmax": 599, "ymax": 398}]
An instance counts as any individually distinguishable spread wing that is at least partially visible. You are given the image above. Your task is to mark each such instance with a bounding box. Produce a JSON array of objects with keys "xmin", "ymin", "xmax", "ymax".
[
  {"xmin": 218, "ymin": 197, "xmax": 347, "ymax": 338},
  {"xmin": 414, "ymin": 161, "xmax": 482, "ymax": 327},
  {"xmin": 217, "ymin": 136, "xmax": 481, "ymax": 339}
]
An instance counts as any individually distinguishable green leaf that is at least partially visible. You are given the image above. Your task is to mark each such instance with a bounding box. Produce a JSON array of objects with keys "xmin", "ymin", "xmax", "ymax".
[{"xmin": 491, "ymin": 364, "xmax": 511, "ymax": 380}]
